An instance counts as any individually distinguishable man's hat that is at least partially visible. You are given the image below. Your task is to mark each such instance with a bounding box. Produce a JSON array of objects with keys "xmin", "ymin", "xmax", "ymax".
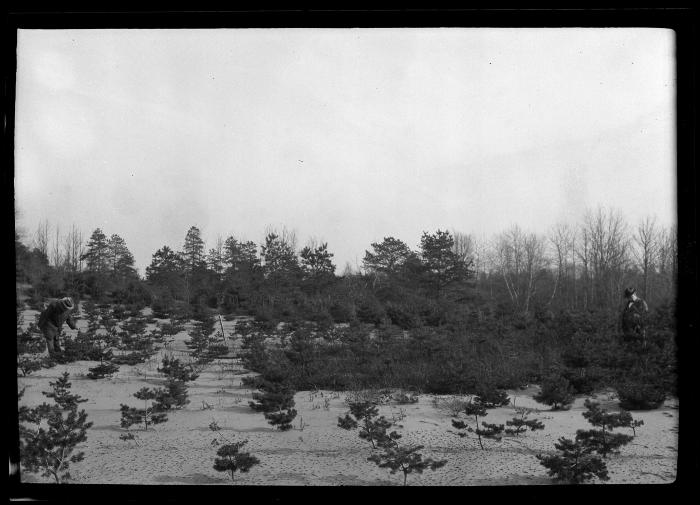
[
  {"xmin": 624, "ymin": 287, "xmax": 636, "ymax": 298},
  {"xmin": 59, "ymin": 297, "xmax": 74, "ymax": 311}
]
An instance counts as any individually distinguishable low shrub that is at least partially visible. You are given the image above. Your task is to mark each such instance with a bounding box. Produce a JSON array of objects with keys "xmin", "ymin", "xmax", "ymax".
[
  {"xmin": 533, "ymin": 374, "xmax": 574, "ymax": 410},
  {"xmin": 616, "ymin": 381, "xmax": 666, "ymax": 411},
  {"xmin": 86, "ymin": 362, "xmax": 120, "ymax": 380}
]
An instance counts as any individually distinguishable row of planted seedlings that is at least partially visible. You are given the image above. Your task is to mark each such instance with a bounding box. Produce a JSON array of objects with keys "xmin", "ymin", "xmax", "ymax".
[
  {"xmin": 16, "ymin": 306, "xmax": 649, "ymax": 485},
  {"xmin": 16, "ymin": 366, "xmax": 647, "ymax": 486},
  {"xmin": 118, "ymin": 309, "xmax": 234, "ymax": 441},
  {"xmin": 234, "ymin": 317, "xmax": 650, "ymax": 485},
  {"xmin": 16, "ymin": 302, "xmax": 239, "ymax": 482}
]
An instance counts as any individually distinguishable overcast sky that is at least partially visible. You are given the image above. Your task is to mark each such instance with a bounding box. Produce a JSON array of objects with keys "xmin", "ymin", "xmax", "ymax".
[{"xmin": 14, "ymin": 28, "xmax": 676, "ymax": 275}]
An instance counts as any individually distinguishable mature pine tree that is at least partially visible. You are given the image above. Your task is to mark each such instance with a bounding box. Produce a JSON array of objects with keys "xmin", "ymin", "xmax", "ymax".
[
  {"xmin": 206, "ymin": 247, "xmax": 224, "ymax": 278},
  {"xmin": 223, "ymin": 237, "xmax": 259, "ymax": 273},
  {"xmin": 146, "ymin": 246, "xmax": 181, "ymax": 281},
  {"xmin": 300, "ymin": 242, "xmax": 336, "ymax": 296},
  {"xmin": 81, "ymin": 229, "xmax": 110, "ymax": 274},
  {"xmin": 362, "ymin": 237, "xmax": 414, "ymax": 278},
  {"xmin": 146, "ymin": 246, "xmax": 185, "ymax": 299},
  {"xmin": 420, "ymin": 229, "xmax": 474, "ymax": 301},
  {"xmin": 261, "ymin": 233, "xmax": 301, "ymax": 301},
  {"xmin": 221, "ymin": 237, "xmax": 261, "ymax": 311},
  {"xmin": 181, "ymin": 226, "xmax": 206, "ymax": 273},
  {"xmin": 80, "ymin": 228, "xmax": 112, "ymax": 297},
  {"xmin": 108, "ymin": 234, "xmax": 138, "ymax": 291}
]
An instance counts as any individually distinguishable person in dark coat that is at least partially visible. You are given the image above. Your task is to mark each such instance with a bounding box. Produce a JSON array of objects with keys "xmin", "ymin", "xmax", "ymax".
[
  {"xmin": 621, "ymin": 287, "xmax": 649, "ymax": 345},
  {"xmin": 37, "ymin": 297, "xmax": 77, "ymax": 356}
]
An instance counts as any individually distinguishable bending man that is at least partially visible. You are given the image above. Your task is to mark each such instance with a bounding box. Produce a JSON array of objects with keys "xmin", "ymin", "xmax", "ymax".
[{"xmin": 37, "ymin": 297, "xmax": 78, "ymax": 357}]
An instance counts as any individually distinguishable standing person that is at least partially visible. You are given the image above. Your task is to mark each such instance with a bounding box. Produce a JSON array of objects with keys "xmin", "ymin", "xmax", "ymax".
[
  {"xmin": 621, "ymin": 287, "xmax": 649, "ymax": 346},
  {"xmin": 37, "ymin": 297, "xmax": 78, "ymax": 357}
]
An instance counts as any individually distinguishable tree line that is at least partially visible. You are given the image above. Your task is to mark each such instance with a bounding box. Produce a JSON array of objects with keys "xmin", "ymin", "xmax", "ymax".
[{"xmin": 16, "ymin": 207, "xmax": 677, "ymax": 326}]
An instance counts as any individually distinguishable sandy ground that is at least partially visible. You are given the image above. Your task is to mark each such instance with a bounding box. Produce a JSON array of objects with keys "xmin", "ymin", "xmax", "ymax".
[{"xmin": 16, "ymin": 309, "xmax": 678, "ymax": 486}]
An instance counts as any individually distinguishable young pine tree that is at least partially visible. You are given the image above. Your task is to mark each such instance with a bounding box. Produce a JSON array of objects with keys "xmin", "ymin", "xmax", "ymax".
[
  {"xmin": 18, "ymin": 356, "xmax": 45, "ymax": 377},
  {"xmin": 213, "ymin": 441, "xmax": 261, "ymax": 482},
  {"xmin": 534, "ymin": 374, "xmax": 575, "ymax": 410},
  {"xmin": 154, "ymin": 378, "xmax": 190, "ymax": 410},
  {"xmin": 537, "ymin": 436, "xmax": 609, "ymax": 484},
  {"xmin": 42, "ymin": 372, "xmax": 89, "ymax": 410},
  {"xmin": 367, "ymin": 443, "xmax": 447, "ymax": 486},
  {"xmin": 451, "ymin": 398, "xmax": 504, "ymax": 450},
  {"xmin": 119, "ymin": 387, "xmax": 168, "ymax": 431},
  {"xmin": 505, "ymin": 407, "xmax": 546, "ymax": 436},
  {"xmin": 18, "ymin": 378, "xmax": 93, "ymax": 483},
  {"xmin": 249, "ymin": 380, "xmax": 297, "ymax": 431},
  {"xmin": 616, "ymin": 410, "xmax": 644, "ymax": 437},
  {"xmin": 86, "ymin": 361, "xmax": 120, "ymax": 380},
  {"xmin": 575, "ymin": 399, "xmax": 634, "ymax": 458},
  {"xmin": 158, "ymin": 355, "xmax": 200, "ymax": 382},
  {"xmin": 263, "ymin": 409, "xmax": 298, "ymax": 431},
  {"xmin": 474, "ymin": 384, "xmax": 511, "ymax": 408},
  {"xmin": 338, "ymin": 401, "xmax": 395, "ymax": 449}
]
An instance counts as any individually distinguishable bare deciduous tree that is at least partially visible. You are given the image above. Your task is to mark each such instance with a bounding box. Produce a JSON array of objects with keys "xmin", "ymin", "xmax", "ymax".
[
  {"xmin": 33, "ymin": 220, "xmax": 50, "ymax": 260},
  {"xmin": 51, "ymin": 224, "xmax": 62, "ymax": 269},
  {"xmin": 63, "ymin": 224, "xmax": 83, "ymax": 273},
  {"xmin": 656, "ymin": 224, "xmax": 677, "ymax": 302},
  {"xmin": 548, "ymin": 223, "xmax": 574, "ymax": 309},
  {"xmin": 580, "ymin": 207, "xmax": 631, "ymax": 311},
  {"xmin": 633, "ymin": 216, "xmax": 658, "ymax": 302},
  {"xmin": 493, "ymin": 225, "xmax": 548, "ymax": 313}
]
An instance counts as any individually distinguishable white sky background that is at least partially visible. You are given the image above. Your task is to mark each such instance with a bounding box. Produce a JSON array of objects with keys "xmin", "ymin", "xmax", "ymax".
[{"xmin": 14, "ymin": 28, "xmax": 676, "ymax": 276}]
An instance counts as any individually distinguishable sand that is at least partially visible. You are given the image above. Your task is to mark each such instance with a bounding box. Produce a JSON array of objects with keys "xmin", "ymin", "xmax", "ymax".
[{"xmin": 16, "ymin": 311, "xmax": 678, "ymax": 486}]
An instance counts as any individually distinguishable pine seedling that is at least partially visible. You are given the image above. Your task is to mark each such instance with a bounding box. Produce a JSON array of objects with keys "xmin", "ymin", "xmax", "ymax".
[
  {"xmin": 505, "ymin": 407, "xmax": 546, "ymax": 436},
  {"xmin": 367, "ymin": 443, "xmax": 447, "ymax": 486},
  {"xmin": 248, "ymin": 380, "xmax": 298, "ymax": 431},
  {"xmin": 537, "ymin": 436, "xmax": 609, "ymax": 484},
  {"xmin": 338, "ymin": 401, "xmax": 395, "ymax": 449},
  {"xmin": 154, "ymin": 378, "xmax": 190, "ymax": 410},
  {"xmin": 209, "ymin": 419, "xmax": 227, "ymax": 445},
  {"xmin": 86, "ymin": 362, "xmax": 120, "ymax": 380},
  {"xmin": 158, "ymin": 355, "xmax": 200, "ymax": 382},
  {"xmin": 213, "ymin": 441, "xmax": 261, "ymax": 482},
  {"xmin": 42, "ymin": 372, "xmax": 88, "ymax": 410},
  {"xmin": 249, "ymin": 381, "xmax": 295, "ymax": 412},
  {"xmin": 264, "ymin": 409, "xmax": 298, "ymax": 431},
  {"xmin": 17, "ymin": 323, "xmax": 46, "ymax": 355},
  {"xmin": 474, "ymin": 386, "xmax": 511, "ymax": 408},
  {"xmin": 18, "ymin": 377, "xmax": 93, "ymax": 483},
  {"xmin": 119, "ymin": 387, "xmax": 168, "ymax": 430},
  {"xmin": 477, "ymin": 422, "xmax": 505, "ymax": 442},
  {"xmin": 576, "ymin": 399, "xmax": 634, "ymax": 458},
  {"xmin": 83, "ymin": 301, "xmax": 101, "ymax": 333},
  {"xmin": 624, "ymin": 415, "xmax": 644, "ymax": 437},
  {"xmin": 451, "ymin": 398, "xmax": 504, "ymax": 450},
  {"xmin": 18, "ymin": 356, "xmax": 44, "ymax": 377}
]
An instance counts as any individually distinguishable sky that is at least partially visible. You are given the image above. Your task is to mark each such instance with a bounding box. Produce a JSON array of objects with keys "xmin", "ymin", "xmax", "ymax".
[{"xmin": 14, "ymin": 28, "xmax": 676, "ymax": 276}]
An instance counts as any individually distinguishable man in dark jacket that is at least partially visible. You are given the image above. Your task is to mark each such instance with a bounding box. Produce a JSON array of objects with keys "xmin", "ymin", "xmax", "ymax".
[
  {"xmin": 621, "ymin": 287, "xmax": 649, "ymax": 346},
  {"xmin": 38, "ymin": 297, "xmax": 77, "ymax": 356}
]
